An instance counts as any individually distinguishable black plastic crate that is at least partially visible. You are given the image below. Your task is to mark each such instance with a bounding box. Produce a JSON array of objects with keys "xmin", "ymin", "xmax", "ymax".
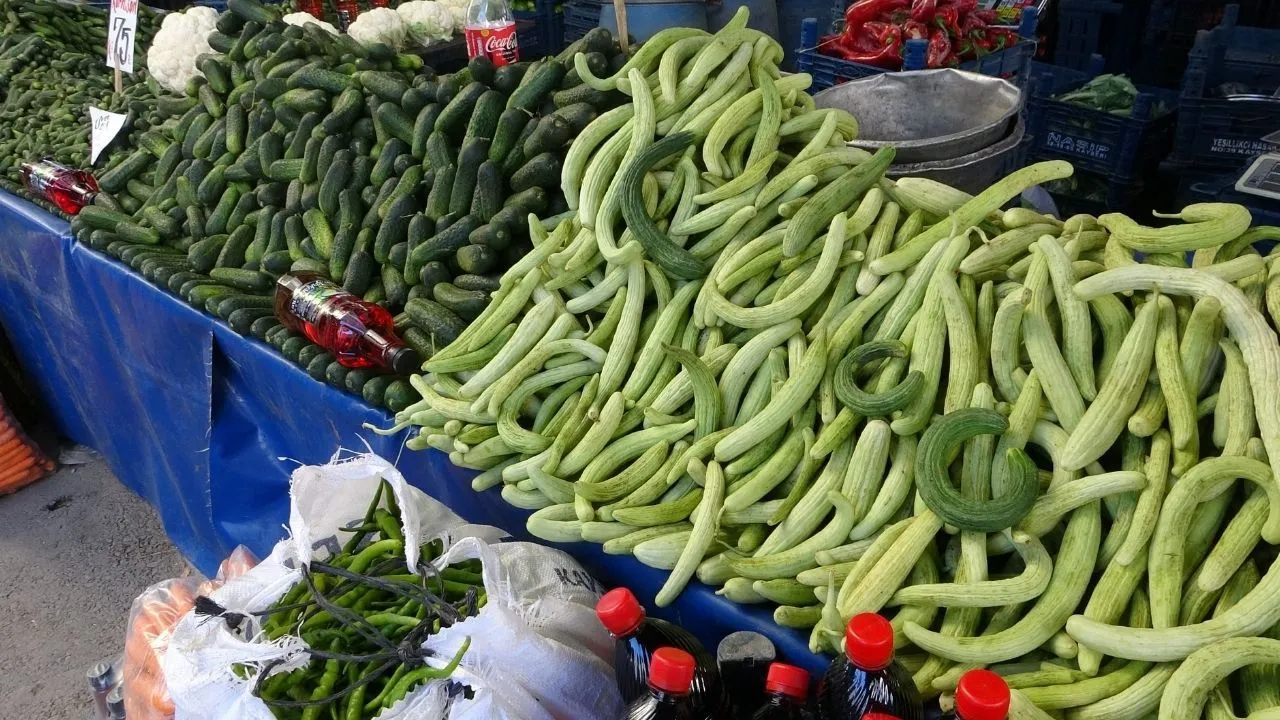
[
  {"xmin": 514, "ymin": 0, "xmax": 564, "ymax": 57},
  {"xmin": 1054, "ymin": 0, "xmax": 1155, "ymax": 75},
  {"xmin": 1041, "ymin": 168, "xmax": 1150, "ymax": 216},
  {"xmin": 795, "ymin": 10, "xmax": 1040, "ymax": 92},
  {"xmin": 1025, "ymin": 60, "xmax": 1178, "ymax": 177},
  {"xmin": 1134, "ymin": 0, "xmax": 1280, "ymax": 88},
  {"xmin": 1169, "ymin": 4, "xmax": 1280, "ymax": 171},
  {"xmin": 1179, "ymin": 171, "xmax": 1280, "ymax": 231}
]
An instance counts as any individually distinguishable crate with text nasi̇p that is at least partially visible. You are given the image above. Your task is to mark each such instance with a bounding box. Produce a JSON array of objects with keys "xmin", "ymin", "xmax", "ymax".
[
  {"xmin": 1170, "ymin": 3, "xmax": 1280, "ymax": 171},
  {"xmin": 1026, "ymin": 60, "xmax": 1179, "ymax": 177}
]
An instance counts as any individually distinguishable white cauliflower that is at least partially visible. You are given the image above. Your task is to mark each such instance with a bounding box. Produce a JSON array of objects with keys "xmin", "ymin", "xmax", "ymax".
[
  {"xmin": 437, "ymin": 0, "xmax": 470, "ymax": 32},
  {"xmin": 146, "ymin": 6, "xmax": 219, "ymax": 95},
  {"xmin": 347, "ymin": 7, "xmax": 408, "ymax": 50},
  {"xmin": 282, "ymin": 12, "xmax": 340, "ymax": 35},
  {"xmin": 396, "ymin": 1, "xmax": 454, "ymax": 47}
]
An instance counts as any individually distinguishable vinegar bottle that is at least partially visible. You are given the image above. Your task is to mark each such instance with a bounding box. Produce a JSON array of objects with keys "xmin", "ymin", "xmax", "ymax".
[
  {"xmin": 940, "ymin": 670, "xmax": 1010, "ymax": 720},
  {"xmin": 621, "ymin": 647, "xmax": 699, "ymax": 720},
  {"xmin": 596, "ymin": 587, "xmax": 728, "ymax": 717},
  {"xmin": 274, "ymin": 273, "xmax": 420, "ymax": 373},
  {"xmin": 815, "ymin": 613, "xmax": 923, "ymax": 720},
  {"xmin": 751, "ymin": 663, "xmax": 811, "ymax": 720},
  {"xmin": 20, "ymin": 159, "xmax": 98, "ymax": 214},
  {"xmin": 334, "ymin": 0, "xmax": 360, "ymax": 30}
]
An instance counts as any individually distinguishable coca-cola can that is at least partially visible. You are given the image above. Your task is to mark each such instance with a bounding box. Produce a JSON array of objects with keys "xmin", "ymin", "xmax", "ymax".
[{"xmin": 464, "ymin": 22, "xmax": 519, "ymax": 66}]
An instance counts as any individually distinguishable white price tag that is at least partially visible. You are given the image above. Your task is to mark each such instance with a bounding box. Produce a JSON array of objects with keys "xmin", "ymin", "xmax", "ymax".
[
  {"xmin": 89, "ymin": 107, "xmax": 127, "ymax": 164},
  {"xmin": 106, "ymin": 0, "xmax": 138, "ymax": 74}
]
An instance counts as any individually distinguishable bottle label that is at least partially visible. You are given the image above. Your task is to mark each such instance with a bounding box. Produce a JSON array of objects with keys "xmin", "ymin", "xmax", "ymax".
[
  {"xmin": 862, "ymin": 714, "xmax": 904, "ymax": 720},
  {"xmin": 290, "ymin": 279, "xmax": 345, "ymax": 325},
  {"xmin": 464, "ymin": 22, "xmax": 519, "ymax": 66}
]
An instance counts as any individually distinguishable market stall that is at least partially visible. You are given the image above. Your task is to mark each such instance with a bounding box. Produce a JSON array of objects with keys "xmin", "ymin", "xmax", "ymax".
[
  {"xmin": 0, "ymin": 186, "xmax": 826, "ymax": 673},
  {"xmin": 5, "ymin": 0, "xmax": 1280, "ymax": 716}
]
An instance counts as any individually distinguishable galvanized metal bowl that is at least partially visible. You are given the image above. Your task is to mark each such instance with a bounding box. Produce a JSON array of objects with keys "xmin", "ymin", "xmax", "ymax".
[
  {"xmin": 813, "ymin": 69, "xmax": 1023, "ymax": 163},
  {"xmin": 886, "ymin": 116, "xmax": 1027, "ymax": 195}
]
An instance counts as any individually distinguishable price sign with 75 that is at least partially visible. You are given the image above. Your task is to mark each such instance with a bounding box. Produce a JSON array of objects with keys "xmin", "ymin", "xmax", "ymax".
[{"xmin": 106, "ymin": 0, "xmax": 138, "ymax": 74}]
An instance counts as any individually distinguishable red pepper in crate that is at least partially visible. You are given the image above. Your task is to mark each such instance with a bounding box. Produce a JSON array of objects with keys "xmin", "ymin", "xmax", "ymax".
[
  {"xmin": 959, "ymin": 11, "xmax": 986, "ymax": 35},
  {"xmin": 988, "ymin": 26, "xmax": 1019, "ymax": 50},
  {"xmin": 926, "ymin": 27, "xmax": 953, "ymax": 67},
  {"xmin": 902, "ymin": 19, "xmax": 929, "ymax": 40},
  {"xmin": 970, "ymin": 8, "xmax": 997, "ymax": 24},
  {"xmin": 933, "ymin": 6, "xmax": 962, "ymax": 37},
  {"xmin": 843, "ymin": 0, "xmax": 909, "ymax": 31},
  {"xmin": 940, "ymin": 0, "xmax": 977, "ymax": 13},
  {"xmin": 909, "ymin": 0, "xmax": 937, "ymax": 22}
]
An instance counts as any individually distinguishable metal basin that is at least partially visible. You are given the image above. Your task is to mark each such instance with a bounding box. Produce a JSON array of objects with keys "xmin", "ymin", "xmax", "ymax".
[
  {"xmin": 886, "ymin": 116, "xmax": 1026, "ymax": 195},
  {"xmin": 813, "ymin": 69, "xmax": 1023, "ymax": 163}
]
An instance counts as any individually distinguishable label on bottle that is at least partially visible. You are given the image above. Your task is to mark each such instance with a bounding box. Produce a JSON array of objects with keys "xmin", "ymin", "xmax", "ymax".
[
  {"xmin": 464, "ymin": 22, "xmax": 519, "ymax": 66},
  {"xmin": 290, "ymin": 279, "xmax": 345, "ymax": 325},
  {"xmin": 106, "ymin": 0, "xmax": 139, "ymax": 74},
  {"xmin": 22, "ymin": 160, "xmax": 64, "ymax": 198},
  {"xmin": 89, "ymin": 107, "xmax": 127, "ymax": 164},
  {"xmin": 861, "ymin": 713, "xmax": 904, "ymax": 720}
]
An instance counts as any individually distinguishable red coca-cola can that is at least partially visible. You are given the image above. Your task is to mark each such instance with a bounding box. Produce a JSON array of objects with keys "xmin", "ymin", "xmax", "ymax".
[{"xmin": 464, "ymin": 21, "xmax": 519, "ymax": 66}]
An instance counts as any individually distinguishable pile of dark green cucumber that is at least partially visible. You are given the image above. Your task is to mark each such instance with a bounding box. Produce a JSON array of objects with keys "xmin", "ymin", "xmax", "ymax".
[
  {"xmin": 67, "ymin": 0, "xmax": 627, "ymax": 412},
  {"xmin": 0, "ymin": 0, "xmax": 162, "ymax": 194}
]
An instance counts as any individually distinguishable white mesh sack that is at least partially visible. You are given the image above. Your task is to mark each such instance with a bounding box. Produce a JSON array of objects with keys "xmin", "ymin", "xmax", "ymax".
[{"xmin": 160, "ymin": 451, "xmax": 621, "ymax": 720}]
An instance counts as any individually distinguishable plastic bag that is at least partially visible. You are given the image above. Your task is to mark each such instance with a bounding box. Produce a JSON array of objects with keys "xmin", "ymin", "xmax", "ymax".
[
  {"xmin": 124, "ymin": 546, "xmax": 258, "ymax": 720},
  {"xmin": 162, "ymin": 451, "xmax": 622, "ymax": 720}
]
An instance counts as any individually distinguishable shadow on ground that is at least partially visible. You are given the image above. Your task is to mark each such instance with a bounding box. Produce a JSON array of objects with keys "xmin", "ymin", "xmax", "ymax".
[{"xmin": 0, "ymin": 459, "xmax": 186, "ymax": 718}]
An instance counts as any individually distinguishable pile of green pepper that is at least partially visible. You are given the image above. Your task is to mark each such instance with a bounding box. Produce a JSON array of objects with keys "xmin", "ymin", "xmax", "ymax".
[{"xmin": 250, "ymin": 481, "xmax": 484, "ymax": 720}]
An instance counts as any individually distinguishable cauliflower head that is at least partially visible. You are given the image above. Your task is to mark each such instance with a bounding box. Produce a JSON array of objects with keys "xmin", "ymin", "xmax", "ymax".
[
  {"xmin": 348, "ymin": 7, "xmax": 408, "ymax": 50},
  {"xmin": 437, "ymin": 0, "xmax": 470, "ymax": 32},
  {"xmin": 146, "ymin": 6, "xmax": 218, "ymax": 95},
  {"xmin": 282, "ymin": 12, "xmax": 340, "ymax": 35},
  {"xmin": 396, "ymin": 1, "xmax": 454, "ymax": 47}
]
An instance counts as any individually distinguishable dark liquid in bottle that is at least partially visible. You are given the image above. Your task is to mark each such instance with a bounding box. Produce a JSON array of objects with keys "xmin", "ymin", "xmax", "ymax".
[
  {"xmin": 613, "ymin": 620, "xmax": 726, "ymax": 715},
  {"xmin": 815, "ymin": 661, "xmax": 922, "ymax": 720},
  {"xmin": 815, "ymin": 614, "xmax": 923, "ymax": 720},
  {"xmin": 623, "ymin": 647, "xmax": 700, "ymax": 720},
  {"xmin": 751, "ymin": 662, "xmax": 811, "ymax": 720},
  {"xmin": 622, "ymin": 688, "xmax": 700, "ymax": 720},
  {"xmin": 598, "ymin": 588, "xmax": 728, "ymax": 718}
]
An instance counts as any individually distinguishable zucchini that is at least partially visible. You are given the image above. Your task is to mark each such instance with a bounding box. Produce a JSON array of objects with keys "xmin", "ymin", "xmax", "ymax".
[
  {"xmin": 470, "ymin": 161, "xmax": 503, "ymax": 222},
  {"xmin": 510, "ymin": 152, "xmax": 562, "ymax": 193},
  {"xmin": 464, "ymin": 90, "xmax": 505, "ymax": 142},
  {"xmin": 435, "ymin": 81, "xmax": 487, "ymax": 138},
  {"xmin": 405, "ymin": 298, "xmax": 466, "ymax": 346},
  {"xmin": 449, "ymin": 139, "xmax": 490, "ymax": 217}
]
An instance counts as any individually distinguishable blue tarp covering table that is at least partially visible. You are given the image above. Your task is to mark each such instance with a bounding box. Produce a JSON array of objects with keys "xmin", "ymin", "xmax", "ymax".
[{"xmin": 0, "ymin": 189, "xmax": 828, "ymax": 676}]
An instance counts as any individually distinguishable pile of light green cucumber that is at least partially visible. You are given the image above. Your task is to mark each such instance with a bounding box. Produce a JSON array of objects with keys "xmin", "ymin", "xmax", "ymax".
[{"xmin": 382, "ymin": 10, "xmax": 1280, "ymax": 719}]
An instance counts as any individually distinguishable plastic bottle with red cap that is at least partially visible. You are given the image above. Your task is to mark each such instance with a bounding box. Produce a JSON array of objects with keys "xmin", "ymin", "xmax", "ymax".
[
  {"xmin": 751, "ymin": 662, "xmax": 813, "ymax": 719},
  {"xmin": 940, "ymin": 669, "xmax": 1010, "ymax": 720},
  {"xmin": 815, "ymin": 613, "xmax": 924, "ymax": 720},
  {"xmin": 620, "ymin": 647, "xmax": 700, "ymax": 719},
  {"xmin": 596, "ymin": 587, "xmax": 728, "ymax": 718}
]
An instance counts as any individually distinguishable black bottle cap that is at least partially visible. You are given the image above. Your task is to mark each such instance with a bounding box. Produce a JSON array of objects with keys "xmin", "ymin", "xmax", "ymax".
[{"xmin": 388, "ymin": 346, "xmax": 422, "ymax": 375}]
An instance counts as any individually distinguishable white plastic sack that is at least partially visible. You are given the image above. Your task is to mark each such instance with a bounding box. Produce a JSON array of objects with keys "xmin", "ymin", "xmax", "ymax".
[{"xmin": 162, "ymin": 451, "xmax": 622, "ymax": 720}]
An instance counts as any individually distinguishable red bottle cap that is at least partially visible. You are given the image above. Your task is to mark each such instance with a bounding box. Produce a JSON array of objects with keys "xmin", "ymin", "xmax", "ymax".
[
  {"xmin": 596, "ymin": 587, "xmax": 645, "ymax": 636},
  {"xmin": 844, "ymin": 613, "xmax": 895, "ymax": 670},
  {"xmin": 648, "ymin": 647, "xmax": 696, "ymax": 695},
  {"xmin": 764, "ymin": 662, "xmax": 809, "ymax": 699},
  {"xmin": 955, "ymin": 669, "xmax": 1010, "ymax": 720}
]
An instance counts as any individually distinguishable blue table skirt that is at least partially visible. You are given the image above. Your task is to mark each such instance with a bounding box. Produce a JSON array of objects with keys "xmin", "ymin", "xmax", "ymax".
[{"xmin": 0, "ymin": 190, "xmax": 828, "ymax": 677}]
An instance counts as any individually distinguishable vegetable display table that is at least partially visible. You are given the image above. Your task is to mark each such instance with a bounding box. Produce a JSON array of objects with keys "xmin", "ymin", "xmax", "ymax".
[{"xmin": 0, "ymin": 188, "xmax": 827, "ymax": 676}]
